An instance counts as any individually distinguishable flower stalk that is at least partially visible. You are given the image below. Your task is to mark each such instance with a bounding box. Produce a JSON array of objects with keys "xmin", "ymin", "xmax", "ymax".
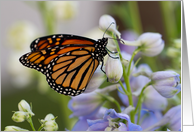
[
  {"xmin": 112, "ymin": 33, "xmax": 135, "ymax": 123},
  {"xmin": 27, "ymin": 114, "xmax": 36, "ymax": 131},
  {"xmin": 134, "ymin": 81, "xmax": 152, "ymax": 124}
]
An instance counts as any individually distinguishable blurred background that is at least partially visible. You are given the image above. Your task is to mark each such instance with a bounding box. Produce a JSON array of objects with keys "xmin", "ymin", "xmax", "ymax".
[{"xmin": 1, "ymin": 1, "xmax": 181, "ymax": 131}]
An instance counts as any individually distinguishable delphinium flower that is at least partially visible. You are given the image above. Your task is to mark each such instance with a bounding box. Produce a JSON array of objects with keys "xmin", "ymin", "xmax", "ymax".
[
  {"xmin": 150, "ymin": 71, "xmax": 181, "ymax": 98},
  {"xmin": 71, "ymin": 107, "xmax": 108, "ymax": 131},
  {"xmin": 69, "ymin": 85, "xmax": 119, "ymax": 131},
  {"xmin": 142, "ymin": 86, "xmax": 168, "ymax": 111},
  {"xmin": 105, "ymin": 56, "xmax": 123, "ymax": 83},
  {"xmin": 68, "ymin": 90, "xmax": 105, "ymax": 118},
  {"xmin": 145, "ymin": 105, "xmax": 181, "ymax": 131},
  {"xmin": 121, "ymin": 32, "xmax": 165, "ymax": 57},
  {"xmin": 137, "ymin": 110, "xmax": 163, "ymax": 130},
  {"xmin": 68, "ymin": 85, "xmax": 118, "ymax": 118},
  {"xmin": 99, "ymin": 14, "xmax": 121, "ymax": 38},
  {"xmin": 87, "ymin": 109, "xmax": 142, "ymax": 131},
  {"xmin": 136, "ymin": 32, "xmax": 165, "ymax": 57}
]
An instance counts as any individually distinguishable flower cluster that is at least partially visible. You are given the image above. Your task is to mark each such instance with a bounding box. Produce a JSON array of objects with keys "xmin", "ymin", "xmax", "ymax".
[
  {"xmin": 66, "ymin": 15, "xmax": 181, "ymax": 131},
  {"xmin": 4, "ymin": 100, "xmax": 58, "ymax": 131}
]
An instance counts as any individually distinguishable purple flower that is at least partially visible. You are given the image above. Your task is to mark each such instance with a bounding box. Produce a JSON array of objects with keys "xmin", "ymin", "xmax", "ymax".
[
  {"xmin": 68, "ymin": 90, "xmax": 104, "ymax": 118},
  {"xmin": 145, "ymin": 105, "xmax": 181, "ymax": 131},
  {"xmin": 143, "ymin": 86, "xmax": 168, "ymax": 111},
  {"xmin": 138, "ymin": 110, "xmax": 162, "ymax": 130},
  {"xmin": 71, "ymin": 107, "xmax": 107, "ymax": 131},
  {"xmin": 137, "ymin": 32, "xmax": 165, "ymax": 57},
  {"xmin": 87, "ymin": 109, "xmax": 142, "ymax": 131},
  {"xmin": 150, "ymin": 71, "xmax": 181, "ymax": 98},
  {"xmin": 162, "ymin": 105, "xmax": 181, "ymax": 131}
]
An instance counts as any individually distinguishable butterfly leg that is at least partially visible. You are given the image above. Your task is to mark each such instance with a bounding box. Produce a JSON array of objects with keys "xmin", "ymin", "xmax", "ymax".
[
  {"xmin": 100, "ymin": 60, "xmax": 106, "ymax": 75},
  {"xmin": 107, "ymin": 53, "xmax": 119, "ymax": 59},
  {"xmin": 100, "ymin": 60, "xmax": 110, "ymax": 82}
]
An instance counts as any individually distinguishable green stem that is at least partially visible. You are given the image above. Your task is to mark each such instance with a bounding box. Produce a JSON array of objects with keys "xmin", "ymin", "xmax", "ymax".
[
  {"xmin": 123, "ymin": 73, "xmax": 134, "ymax": 123},
  {"xmin": 137, "ymin": 98, "xmax": 142, "ymax": 125},
  {"xmin": 127, "ymin": 48, "xmax": 141, "ymax": 76},
  {"xmin": 113, "ymin": 33, "xmax": 135, "ymax": 122},
  {"xmin": 27, "ymin": 115, "xmax": 36, "ymax": 131},
  {"xmin": 134, "ymin": 82, "xmax": 152, "ymax": 124},
  {"xmin": 123, "ymin": 48, "xmax": 141, "ymax": 123},
  {"xmin": 160, "ymin": 1, "xmax": 178, "ymax": 42},
  {"xmin": 128, "ymin": 1, "xmax": 143, "ymax": 34},
  {"xmin": 38, "ymin": 125, "xmax": 44, "ymax": 131},
  {"xmin": 118, "ymin": 80, "xmax": 129, "ymax": 95}
]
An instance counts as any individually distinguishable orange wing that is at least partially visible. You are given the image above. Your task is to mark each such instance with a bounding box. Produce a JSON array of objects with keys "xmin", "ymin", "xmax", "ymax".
[
  {"xmin": 20, "ymin": 45, "xmax": 95, "ymax": 74},
  {"xmin": 30, "ymin": 34, "xmax": 96, "ymax": 52},
  {"xmin": 45, "ymin": 49, "xmax": 99, "ymax": 96}
]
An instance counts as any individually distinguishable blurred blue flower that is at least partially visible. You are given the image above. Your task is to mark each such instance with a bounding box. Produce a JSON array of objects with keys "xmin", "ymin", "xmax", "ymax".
[
  {"xmin": 143, "ymin": 86, "xmax": 168, "ymax": 111},
  {"xmin": 71, "ymin": 107, "xmax": 107, "ymax": 131},
  {"xmin": 87, "ymin": 109, "xmax": 142, "ymax": 131},
  {"xmin": 150, "ymin": 71, "xmax": 181, "ymax": 98},
  {"xmin": 145, "ymin": 105, "xmax": 181, "ymax": 131},
  {"xmin": 138, "ymin": 110, "xmax": 162, "ymax": 130},
  {"xmin": 68, "ymin": 90, "xmax": 104, "ymax": 118},
  {"xmin": 137, "ymin": 32, "xmax": 165, "ymax": 57}
]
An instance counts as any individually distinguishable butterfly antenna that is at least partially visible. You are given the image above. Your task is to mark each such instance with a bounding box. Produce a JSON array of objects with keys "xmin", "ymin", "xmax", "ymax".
[{"xmin": 103, "ymin": 22, "xmax": 115, "ymax": 38}]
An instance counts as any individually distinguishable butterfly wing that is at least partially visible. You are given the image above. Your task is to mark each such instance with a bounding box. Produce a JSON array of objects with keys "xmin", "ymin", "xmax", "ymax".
[
  {"xmin": 30, "ymin": 34, "xmax": 96, "ymax": 52},
  {"xmin": 20, "ymin": 34, "xmax": 102, "ymax": 96},
  {"xmin": 45, "ymin": 48, "xmax": 99, "ymax": 96}
]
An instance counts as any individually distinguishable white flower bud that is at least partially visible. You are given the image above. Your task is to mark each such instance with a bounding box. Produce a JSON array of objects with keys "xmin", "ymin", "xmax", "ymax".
[
  {"xmin": 44, "ymin": 114, "xmax": 55, "ymax": 121},
  {"xmin": 137, "ymin": 32, "xmax": 164, "ymax": 57},
  {"xmin": 18, "ymin": 100, "xmax": 34, "ymax": 116},
  {"xmin": 43, "ymin": 120, "xmax": 58, "ymax": 131},
  {"xmin": 12, "ymin": 111, "xmax": 27, "ymax": 122},
  {"xmin": 105, "ymin": 56, "xmax": 123, "ymax": 83},
  {"xmin": 99, "ymin": 14, "xmax": 121, "ymax": 38},
  {"xmin": 41, "ymin": 114, "xmax": 58, "ymax": 131},
  {"xmin": 4, "ymin": 126, "xmax": 29, "ymax": 131}
]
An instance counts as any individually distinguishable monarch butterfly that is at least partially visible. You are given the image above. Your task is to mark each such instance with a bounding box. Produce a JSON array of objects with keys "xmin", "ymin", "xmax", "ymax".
[{"xmin": 19, "ymin": 34, "xmax": 111, "ymax": 96}]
